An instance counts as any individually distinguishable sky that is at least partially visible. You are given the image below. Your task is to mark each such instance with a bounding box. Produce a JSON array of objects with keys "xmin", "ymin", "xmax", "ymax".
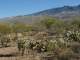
[{"xmin": 0, "ymin": 0, "xmax": 80, "ymax": 18}]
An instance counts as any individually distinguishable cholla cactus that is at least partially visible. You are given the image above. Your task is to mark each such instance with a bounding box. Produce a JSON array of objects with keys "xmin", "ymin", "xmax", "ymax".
[{"xmin": 17, "ymin": 36, "xmax": 32, "ymax": 56}]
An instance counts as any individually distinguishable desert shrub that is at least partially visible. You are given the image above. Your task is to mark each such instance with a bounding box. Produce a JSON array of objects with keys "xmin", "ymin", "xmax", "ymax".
[
  {"xmin": 47, "ymin": 41, "xmax": 56, "ymax": 51},
  {"xmin": 0, "ymin": 35, "xmax": 11, "ymax": 47},
  {"xmin": 46, "ymin": 38, "xmax": 66, "ymax": 52}
]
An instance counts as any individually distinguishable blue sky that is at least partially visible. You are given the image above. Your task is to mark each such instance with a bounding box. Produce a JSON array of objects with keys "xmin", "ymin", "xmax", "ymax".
[{"xmin": 0, "ymin": 0, "xmax": 80, "ymax": 18}]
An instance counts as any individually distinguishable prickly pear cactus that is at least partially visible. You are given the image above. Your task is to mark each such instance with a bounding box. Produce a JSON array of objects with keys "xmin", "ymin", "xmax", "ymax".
[{"xmin": 64, "ymin": 30, "xmax": 80, "ymax": 42}]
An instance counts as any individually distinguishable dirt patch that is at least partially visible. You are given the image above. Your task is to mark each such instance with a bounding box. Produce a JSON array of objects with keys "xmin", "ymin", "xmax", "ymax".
[{"xmin": 0, "ymin": 47, "xmax": 18, "ymax": 57}]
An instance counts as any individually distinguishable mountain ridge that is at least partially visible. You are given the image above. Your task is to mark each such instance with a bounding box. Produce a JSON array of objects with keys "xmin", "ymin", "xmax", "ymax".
[{"xmin": 1, "ymin": 5, "xmax": 80, "ymax": 23}]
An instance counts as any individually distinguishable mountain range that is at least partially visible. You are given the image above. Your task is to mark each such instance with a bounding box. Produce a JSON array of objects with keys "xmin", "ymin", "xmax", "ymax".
[{"xmin": 1, "ymin": 5, "xmax": 80, "ymax": 24}]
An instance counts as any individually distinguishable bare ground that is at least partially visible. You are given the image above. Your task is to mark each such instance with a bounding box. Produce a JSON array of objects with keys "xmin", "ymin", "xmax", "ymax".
[{"xmin": 0, "ymin": 47, "xmax": 41, "ymax": 60}]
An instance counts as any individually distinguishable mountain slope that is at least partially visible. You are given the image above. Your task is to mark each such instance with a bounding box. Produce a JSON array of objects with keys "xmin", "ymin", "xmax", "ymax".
[
  {"xmin": 29, "ymin": 5, "xmax": 80, "ymax": 19},
  {"xmin": 1, "ymin": 5, "xmax": 80, "ymax": 23}
]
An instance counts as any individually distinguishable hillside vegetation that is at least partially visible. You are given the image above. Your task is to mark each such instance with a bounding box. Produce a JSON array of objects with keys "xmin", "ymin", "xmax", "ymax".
[{"xmin": 0, "ymin": 17, "xmax": 80, "ymax": 60}]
